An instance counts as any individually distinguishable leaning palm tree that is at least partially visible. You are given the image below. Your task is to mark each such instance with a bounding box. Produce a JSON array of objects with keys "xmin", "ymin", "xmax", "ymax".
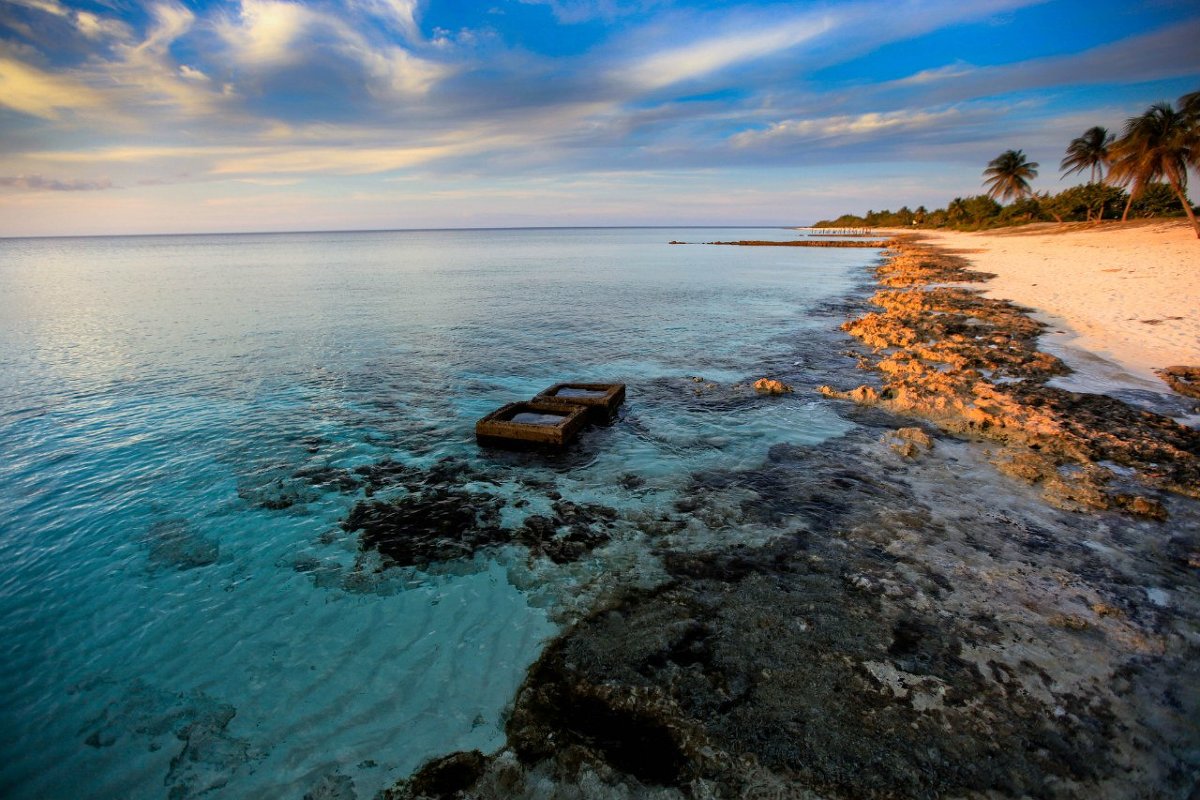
[
  {"xmin": 1180, "ymin": 90, "xmax": 1200, "ymax": 171},
  {"xmin": 982, "ymin": 149, "xmax": 1039, "ymax": 202},
  {"xmin": 1060, "ymin": 126, "xmax": 1114, "ymax": 183},
  {"xmin": 1180, "ymin": 90, "xmax": 1200, "ymax": 122},
  {"xmin": 1109, "ymin": 101, "xmax": 1199, "ymax": 237}
]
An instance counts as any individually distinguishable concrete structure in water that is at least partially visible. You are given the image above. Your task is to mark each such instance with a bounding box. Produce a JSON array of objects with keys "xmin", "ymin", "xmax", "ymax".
[
  {"xmin": 534, "ymin": 382, "xmax": 626, "ymax": 421},
  {"xmin": 476, "ymin": 383, "xmax": 626, "ymax": 448}
]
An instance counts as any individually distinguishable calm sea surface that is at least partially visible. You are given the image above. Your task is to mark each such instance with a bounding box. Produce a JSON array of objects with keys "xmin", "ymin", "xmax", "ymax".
[{"xmin": 0, "ymin": 228, "xmax": 877, "ymax": 798}]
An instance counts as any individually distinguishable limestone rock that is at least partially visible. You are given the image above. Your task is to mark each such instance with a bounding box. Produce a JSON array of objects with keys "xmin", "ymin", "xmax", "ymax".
[{"xmin": 753, "ymin": 378, "xmax": 792, "ymax": 395}]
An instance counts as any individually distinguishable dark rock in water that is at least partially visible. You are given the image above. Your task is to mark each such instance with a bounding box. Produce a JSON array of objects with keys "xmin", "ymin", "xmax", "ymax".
[
  {"xmin": 143, "ymin": 519, "xmax": 219, "ymax": 570},
  {"xmin": 167, "ymin": 702, "xmax": 251, "ymax": 799},
  {"xmin": 79, "ymin": 681, "xmax": 262, "ymax": 799},
  {"xmin": 237, "ymin": 474, "xmax": 321, "ymax": 510},
  {"xmin": 303, "ymin": 771, "xmax": 356, "ymax": 800},
  {"xmin": 515, "ymin": 514, "xmax": 557, "ymax": 546},
  {"xmin": 381, "ymin": 750, "xmax": 489, "ymax": 799},
  {"xmin": 352, "ymin": 459, "xmax": 421, "ymax": 492},
  {"xmin": 503, "ymin": 543, "xmax": 1116, "ymax": 798},
  {"xmin": 343, "ymin": 488, "xmax": 506, "ymax": 568},
  {"xmin": 84, "ymin": 729, "xmax": 116, "ymax": 748},
  {"xmin": 515, "ymin": 505, "xmax": 615, "ymax": 565},
  {"xmin": 337, "ymin": 452, "xmax": 623, "ymax": 570},
  {"xmin": 292, "ymin": 464, "xmax": 363, "ymax": 493},
  {"xmin": 618, "ymin": 472, "xmax": 645, "ymax": 490}
]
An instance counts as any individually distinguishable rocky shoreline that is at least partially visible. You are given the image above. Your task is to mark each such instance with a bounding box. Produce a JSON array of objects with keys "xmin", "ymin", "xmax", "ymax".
[
  {"xmin": 819, "ymin": 237, "xmax": 1200, "ymax": 519},
  {"xmin": 347, "ymin": 240, "xmax": 1200, "ymax": 800}
]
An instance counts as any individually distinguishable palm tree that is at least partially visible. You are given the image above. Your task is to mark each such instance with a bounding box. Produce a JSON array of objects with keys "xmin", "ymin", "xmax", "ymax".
[
  {"xmin": 1060, "ymin": 127, "xmax": 1115, "ymax": 220},
  {"xmin": 982, "ymin": 150, "xmax": 1039, "ymax": 202},
  {"xmin": 1180, "ymin": 90, "xmax": 1199, "ymax": 172},
  {"xmin": 1109, "ymin": 101, "xmax": 1199, "ymax": 237},
  {"xmin": 1180, "ymin": 90, "xmax": 1200, "ymax": 122},
  {"xmin": 1060, "ymin": 126, "xmax": 1113, "ymax": 183}
]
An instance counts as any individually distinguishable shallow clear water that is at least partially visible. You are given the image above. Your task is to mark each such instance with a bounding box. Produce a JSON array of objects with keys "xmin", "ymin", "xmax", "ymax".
[{"xmin": 0, "ymin": 228, "xmax": 876, "ymax": 798}]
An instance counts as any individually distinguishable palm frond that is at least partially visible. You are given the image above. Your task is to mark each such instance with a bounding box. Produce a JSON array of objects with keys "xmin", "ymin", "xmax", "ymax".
[{"xmin": 982, "ymin": 149, "xmax": 1039, "ymax": 202}]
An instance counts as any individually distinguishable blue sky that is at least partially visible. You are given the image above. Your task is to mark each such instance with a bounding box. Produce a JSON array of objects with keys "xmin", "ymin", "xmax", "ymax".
[{"xmin": 1, "ymin": 0, "xmax": 1197, "ymax": 235}]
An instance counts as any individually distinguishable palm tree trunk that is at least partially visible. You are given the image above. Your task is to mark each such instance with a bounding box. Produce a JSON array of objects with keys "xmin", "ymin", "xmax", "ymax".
[
  {"xmin": 1121, "ymin": 192, "xmax": 1134, "ymax": 222},
  {"xmin": 1166, "ymin": 177, "xmax": 1200, "ymax": 238}
]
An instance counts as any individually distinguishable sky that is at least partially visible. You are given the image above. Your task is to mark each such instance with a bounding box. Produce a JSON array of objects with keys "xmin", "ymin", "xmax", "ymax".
[{"xmin": 1, "ymin": 0, "xmax": 1198, "ymax": 236}]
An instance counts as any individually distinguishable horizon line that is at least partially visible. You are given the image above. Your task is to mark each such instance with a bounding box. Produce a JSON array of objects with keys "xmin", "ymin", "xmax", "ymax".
[{"xmin": 0, "ymin": 224, "xmax": 814, "ymax": 242}]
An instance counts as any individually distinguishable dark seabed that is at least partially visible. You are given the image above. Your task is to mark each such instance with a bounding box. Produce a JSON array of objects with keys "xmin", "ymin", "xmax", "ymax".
[{"xmin": 0, "ymin": 228, "xmax": 1196, "ymax": 799}]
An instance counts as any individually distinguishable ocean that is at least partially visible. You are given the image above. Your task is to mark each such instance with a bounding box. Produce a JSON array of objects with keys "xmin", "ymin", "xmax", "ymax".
[{"xmin": 0, "ymin": 228, "xmax": 876, "ymax": 798}]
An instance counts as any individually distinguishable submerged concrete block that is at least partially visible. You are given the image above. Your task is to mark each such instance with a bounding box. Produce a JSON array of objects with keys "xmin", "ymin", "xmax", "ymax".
[
  {"xmin": 534, "ymin": 382, "xmax": 626, "ymax": 420},
  {"xmin": 476, "ymin": 400, "xmax": 591, "ymax": 448}
]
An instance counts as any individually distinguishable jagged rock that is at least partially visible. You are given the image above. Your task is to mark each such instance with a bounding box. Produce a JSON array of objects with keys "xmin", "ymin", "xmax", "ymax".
[
  {"xmin": 380, "ymin": 750, "xmax": 489, "ymax": 799},
  {"xmin": 1158, "ymin": 365, "xmax": 1200, "ymax": 399},
  {"xmin": 752, "ymin": 378, "xmax": 792, "ymax": 395},
  {"xmin": 884, "ymin": 426, "xmax": 934, "ymax": 457},
  {"xmin": 342, "ymin": 489, "xmax": 506, "ymax": 568},
  {"xmin": 337, "ymin": 458, "xmax": 620, "ymax": 570}
]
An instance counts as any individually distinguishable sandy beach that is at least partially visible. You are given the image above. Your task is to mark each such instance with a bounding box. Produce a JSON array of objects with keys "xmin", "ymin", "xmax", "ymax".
[{"xmin": 914, "ymin": 221, "xmax": 1199, "ymax": 394}]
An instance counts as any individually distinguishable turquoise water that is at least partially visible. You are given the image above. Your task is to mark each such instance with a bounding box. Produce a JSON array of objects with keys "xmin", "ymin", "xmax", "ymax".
[{"xmin": 0, "ymin": 228, "xmax": 876, "ymax": 798}]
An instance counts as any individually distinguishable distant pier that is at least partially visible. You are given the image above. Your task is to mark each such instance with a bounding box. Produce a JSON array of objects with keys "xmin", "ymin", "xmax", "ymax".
[{"xmin": 793, "ymin": 226, "xmax": 876, "ymax": 237}]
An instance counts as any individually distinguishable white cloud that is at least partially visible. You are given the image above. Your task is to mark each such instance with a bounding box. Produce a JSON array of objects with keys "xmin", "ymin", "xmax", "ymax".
[
  {"xmin": 178, "ymin": 64, "xmax": 210, "ymax": 82},
  {"xmin": 6, "ymin": 0, "xmax": 69, "ymax": 17},
  {"xmin": 518, "ymin": 0, "xmax": 654, "ymax": 24},
  {"xmin": 98, "ymin": 2, "xmax": 228, "ymax": 118},
  {"xmin": 732, "ymin": 108, "xmax": 964, "ymax": 148},
  {"xmin": 74, "ymin": 11, "xmax": 133, "ymax": 41},
  {"xmin": 620, "ymin": 13, "xmax": 836, "ymax": 90},
  {"xmin": 216, "ymin": 0, "xmax": 449, "ymax": 94},
  {"xmin": 894, "ymin": 62, "xmax": 977, "ymax": 86},
  {"xmin": 0, "ymin": 55, "xmax": 107, "ymax": 119},
  {"xmin": 0, "ymin": 174, "xmax": 113, "ymax": 191},
  {"xmin": 210, "ymin": 144, "xmax": 462, "ymax": 175},
  {"xmin": 351, "ymin": 0, "xmax": 423, "ymax": 41},
  {"xmin": 134, "ymin": 2, "xmax": 195, "ymax": 56},
  {"xmin": 216, "ymin": 0, "xmax": 314, "ymax": 67}
]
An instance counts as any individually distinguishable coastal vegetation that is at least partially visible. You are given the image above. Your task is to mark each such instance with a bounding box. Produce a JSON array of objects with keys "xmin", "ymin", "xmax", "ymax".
[{"xmin": 815, "ymin": 91, "xmax": 1200, "ymax": 235}]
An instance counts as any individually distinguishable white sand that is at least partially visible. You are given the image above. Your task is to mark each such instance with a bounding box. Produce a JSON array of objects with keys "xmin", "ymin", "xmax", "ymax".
[{"xmin": 914, "ymin": 221, "xmax": 1199, "ymax": 393}]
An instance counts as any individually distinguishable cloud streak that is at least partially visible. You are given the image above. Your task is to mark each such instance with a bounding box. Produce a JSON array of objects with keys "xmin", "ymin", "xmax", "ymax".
[
  {"xmin": 0, "ymin": 174, "xmax": 113, "ymax": 191},
  {"xmin": 0, "ymin": 54, "xmax": 107, "ymax": 119}
]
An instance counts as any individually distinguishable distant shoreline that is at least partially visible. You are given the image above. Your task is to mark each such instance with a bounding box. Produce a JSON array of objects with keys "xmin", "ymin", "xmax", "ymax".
[{"xmin": 669, "ymin": 238, "xmax": 888, "ymax": 247}]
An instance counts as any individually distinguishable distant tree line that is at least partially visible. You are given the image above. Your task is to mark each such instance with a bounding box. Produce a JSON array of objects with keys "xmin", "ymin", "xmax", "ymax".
[{"xmin": 815, "ymin": 90, "xmax": 1200, "ymax": 237}]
